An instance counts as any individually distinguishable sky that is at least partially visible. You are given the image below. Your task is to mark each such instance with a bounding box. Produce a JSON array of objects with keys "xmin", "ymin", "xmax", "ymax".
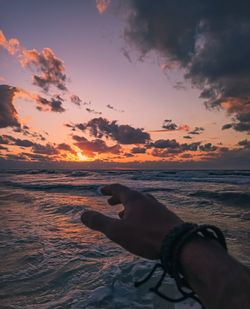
[{"xmin": 0, "ymin": 0, "xmax": 249, "ymax": 169}]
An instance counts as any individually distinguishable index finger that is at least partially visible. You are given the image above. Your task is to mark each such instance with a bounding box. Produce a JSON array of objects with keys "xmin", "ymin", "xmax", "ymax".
[{"xmin": 100, "ymin": 183, "xmax": 136, "ymax": 205}]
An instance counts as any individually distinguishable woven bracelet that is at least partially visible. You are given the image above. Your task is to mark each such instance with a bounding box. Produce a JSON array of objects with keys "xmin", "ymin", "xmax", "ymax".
[
  {"xmin": 172, "ymin": 224, "xmax": 228, "ymax": 297},
  {"xmin": 135, "ymin": 223, "xmax": 227, "ymax": 308}
]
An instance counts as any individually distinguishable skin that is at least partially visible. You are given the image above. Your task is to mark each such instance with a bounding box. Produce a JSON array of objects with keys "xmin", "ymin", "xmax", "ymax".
[{"xmin": 81, "ymin": 183, "xmax": 250, "ymax": 309}]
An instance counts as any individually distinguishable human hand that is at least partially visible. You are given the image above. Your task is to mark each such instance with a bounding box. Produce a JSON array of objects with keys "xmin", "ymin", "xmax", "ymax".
[{"xmin": 81, "ymin": 184, "xmax": 183, "ymax": 259}]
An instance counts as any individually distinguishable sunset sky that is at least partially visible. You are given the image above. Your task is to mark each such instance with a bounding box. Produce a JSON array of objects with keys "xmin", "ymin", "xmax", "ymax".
[{"xmin": 0, "ymin": 0, "xmax": 249, "ymax": 169}]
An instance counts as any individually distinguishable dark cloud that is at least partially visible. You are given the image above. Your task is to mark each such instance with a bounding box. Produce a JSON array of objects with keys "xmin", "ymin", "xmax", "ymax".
[
  {"xmin": 15, "ymin": 139, "xmax": 34, "ymax": 148},
  {"xmin": 131, "ymin": 146, "xmax": 146, "ymax": 154},
  {"xmin": 13, "ymin": 125, "xmax": 47, "ymax": 141},
  {"xmin": 152, "ymin": 119, "xmax": 190, "ymax": 132},
  {"xmin": 6, "ymin": 153, "xmax": 27, "ymax": 161},
  {"xmin": 21, "ymin": 48, "xmax": 67, "ymax": 92},
  {"xmin": 21, "ymin": 152, "xmax": 50, "ymax": 162},
  {"xmin": 0, "ymin": 135, "xmax": 16, "ymax": 145},
  {"xmin": 221, "ymin": 113, "xmax": 250, "ymax": 132},
  {"xmin": 106, "ymin": 104, "xmax": 124, "ymax": 113},
  {"xmin": 238, "ymin": 139, "xmax": 250, "ymax": 149},
  {"xmin": 73, "ymin": 135, "xmax": 121, "ymax": 156},
  {"xmin": 32, "ymin": 143, "xmax": 59, "ymax": 155},
  {"xmin": 0, "ymin": 85, "xmax": 20, "ymax": 128},
  {"xmin": 125, "ymin": 0, "xmax": 250, "ymax": 132},
  {"xmin": 57, "ymin": 143, "xmax": 76, "ymax": 154},
  {"xmin": 0, "ymin": 134, "xmax": 49, "ymax": 151},
  {"xmin": 151, "ymin": 138, "xmax": 217, "ymax": 156},
  {"xmin": 70, "ymin": 95, "xmax": 82, "ymax": 106},
  {"xmin": 162, "ymin": 119, "xmax": 178, "ymax": 131},
  {"xmin": 151, "ymin": 139, "xmax": 179, "ymax": 149},
  {"xmin": 183, "ymin": 135, "xmax": 192, "ymax": 139},
  {"xmin": 71, "ymin": 117, "xmax": 150, "ymax": 145},
  {"xmin": 86, "ymin": 108, "xmax": 102, "ymax": 115},
  {"xmin": 222, "ymin": 123, "xmax": 233, "ymax": 130},
  {"xmin": 182, "ymin": 142, "xmax": 201, "ymax": 151},
  {"xmin": 199, "ymin": 143, "xmax": 217, "ymax": 152},
  {"xmin": 188, "ymin": 127, "xmax": 204, "ymax": 135},
  {"xmin": 36, "ymin": 95, "xmax": 65, "ymax": 113}
]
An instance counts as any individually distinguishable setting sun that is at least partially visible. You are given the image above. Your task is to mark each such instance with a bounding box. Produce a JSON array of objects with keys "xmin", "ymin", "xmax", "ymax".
[{"xmin": 77, "ymin": 151, "xmax": 89, "ymax": 161}]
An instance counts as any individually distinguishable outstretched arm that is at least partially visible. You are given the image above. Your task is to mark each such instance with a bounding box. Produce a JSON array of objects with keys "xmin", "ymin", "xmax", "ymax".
[{"xmin": 81, "ymin": 184, "xmax": 250, "ymax": 309}]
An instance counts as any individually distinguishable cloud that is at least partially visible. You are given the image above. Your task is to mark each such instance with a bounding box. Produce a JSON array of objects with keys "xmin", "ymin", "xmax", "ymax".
[
  {"xmin": 151, "ymin": 139, "xmax": 179, "ymax": 149},
  {"xmin": 188, "ymin": 127, "xmax": 204, "ymax": 135},
  {"xmin": 183, "ymin": 135, "xmax": 192, "ymax": 139},
  {"xmin": 21, "ymin": 152, "xmax": 50, "ymax": 162},
  {"xmin": 221, "ymin": 113, "xmax": 250, "ymax": 132},
  {"xmin": 124, "ymin": 1, "xmax": 250, "ymax": 133},
  {"xmin": 0, "ymin": 85, "xmax": 20, "ymax": 128},
  {"xmin": 73, "ymin": 135, "xmax": 121, "ymax": 156},
  {"xmin": 96, "ymin": 0, "xmax": 112, "ymax": 14},
  {"xmin": 106, "ymin": 104, "xmax": 124, "ymax": 113},
  {"xmin": 0, "ymin": 145, "xmax": 8, "ymax": 151},
  {"xmin": 70, "ymin": 95, "xmax": 82, "ymax": 106},
  {"xmin": 57, "ymin": 143, "xmax": 76, "ymax": 155},
  {"xmin": 0, "ymin": 30, "xmax": 20, "ymax": 55},
  {"xmin": 0, "ymin": 135, "xmax": 16, "ymax": 145},
  {"xmin": 131, "ymin": 146, "xmax": 146, "ymax": 154},
  {"xmin": 199, "ymin": 143, "xmax": 217, "ymax": 152},
  {"xmin": 162, "ymin": 119, "xmax": 178, "ymax": 131},
  {"xmin": 0, "ymin": 134, "xmax": 34, "ymax": 148},
  {"xmin": 21, "ymin": 47, "xmax": 67, "ymax": 92},
  {"xmin": 86, "ymin": 108, "xmax": 102, "ymax": 115},
  {"xmin": 121, "ymin": 47, "xmax": 132, "ymax": 63},
  {"xmin": 238, "ymin": 139, "xmax": 250, "ymax": 149},
  {"xmin": 151, "ymin": 119, "xmax": 190, "ymax": 132},
  {"xmin": 222, "ymin": 123, "xmax": 233, "ymax": 130},
  {"xmin": 14, "ymin": 139, "xmax": 34, "ymax": 148},
  {"xmin": 150, "ymin": 138, "xmax": 217, "ymax": 157},
  {"xmin": 173, "ymin": 81, "xmax": 186, "ymax": 90},
  {"xmin": 13, "ymin": 125, "xmax": 47, "ymax": 141},
  {"xmin": 32, "ymin": 143, "xmax": 59, "ymax": 155},
  {"xmin": 71, "ymin": 117, "xmax": 151, "ymax": 145},
  {"xmin": 35, "ymin": 95, "xmax": 65, "ymax": 112}
]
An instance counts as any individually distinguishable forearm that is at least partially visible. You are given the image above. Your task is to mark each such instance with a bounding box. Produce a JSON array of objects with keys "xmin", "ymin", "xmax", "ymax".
[{"xmin": 180, "ymin": 238, "xmax": 250, "ymax": 309}]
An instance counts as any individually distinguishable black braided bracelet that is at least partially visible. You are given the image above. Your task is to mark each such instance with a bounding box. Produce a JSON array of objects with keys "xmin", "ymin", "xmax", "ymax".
[
  {"xmin": 134, "ymin": 223, "xmax": 227, "ymax": 308},
  {"xmin": 160, "ymin": 223, "xmax": 197, "ymax": 276},
  {"xmin": 171, "ymin": 224, "xmax": 228, "ymax": 299}
]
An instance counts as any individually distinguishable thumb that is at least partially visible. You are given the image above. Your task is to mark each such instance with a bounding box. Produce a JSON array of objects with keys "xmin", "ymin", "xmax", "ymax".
[{"xmin": 81, "ymin": 210, "xmax": 123, "ymax": 241}]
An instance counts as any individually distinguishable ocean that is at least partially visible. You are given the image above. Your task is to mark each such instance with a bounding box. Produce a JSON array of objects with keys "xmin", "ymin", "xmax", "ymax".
[{"xmin": 0, "ymin": 169, "xmax": 250, "ymax": 309}]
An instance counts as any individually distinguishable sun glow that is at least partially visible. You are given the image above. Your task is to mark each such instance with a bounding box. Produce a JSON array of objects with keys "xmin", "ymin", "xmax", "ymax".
[{"xmin": 77, "ymin": 151, "xmax": 89, "ymax": 161}]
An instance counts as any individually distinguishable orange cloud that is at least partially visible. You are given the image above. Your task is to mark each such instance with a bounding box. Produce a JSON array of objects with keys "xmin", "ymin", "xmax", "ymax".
[
  {"xmin": 21, "ymin": 48, "xmax": 67, "ymax": 92},
  {"xmin": 0, "ymin": 30, "xmax": 20, "ymax": 55},
  {"xmin": 96, "ymin": 0, "xmax": 112, "ymax": 14}
]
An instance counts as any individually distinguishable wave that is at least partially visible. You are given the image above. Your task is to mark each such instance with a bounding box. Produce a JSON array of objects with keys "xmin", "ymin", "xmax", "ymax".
[
  {"xmin": 190, "ymin": 190, "xmax": 250, "ymax": 207},
  {"xmin": 209, "ymin": 171, "xmax": 250, "ymax": 177},
  {"xmin": 1, "ymin": 181, "xmax": 100, "ymax": 194},
  {"xmin": 0, "ymin": 169, "xmax": 62, "ymax": 175},
  {"xmin": 141, "ymin": 187, "xmax": 175, "ymax": 193}
]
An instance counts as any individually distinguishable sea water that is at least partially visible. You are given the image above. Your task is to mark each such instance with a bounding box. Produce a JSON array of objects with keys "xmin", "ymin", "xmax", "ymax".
[{"xmin": 0, "ymin": 169, "xmax": 250, "ymax": 308}]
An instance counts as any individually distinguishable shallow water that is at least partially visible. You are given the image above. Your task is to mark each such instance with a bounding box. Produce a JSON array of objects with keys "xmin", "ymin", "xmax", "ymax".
[{"xmin": 0, "ymin": 169, "xmax": 250, "ymax": 308}]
